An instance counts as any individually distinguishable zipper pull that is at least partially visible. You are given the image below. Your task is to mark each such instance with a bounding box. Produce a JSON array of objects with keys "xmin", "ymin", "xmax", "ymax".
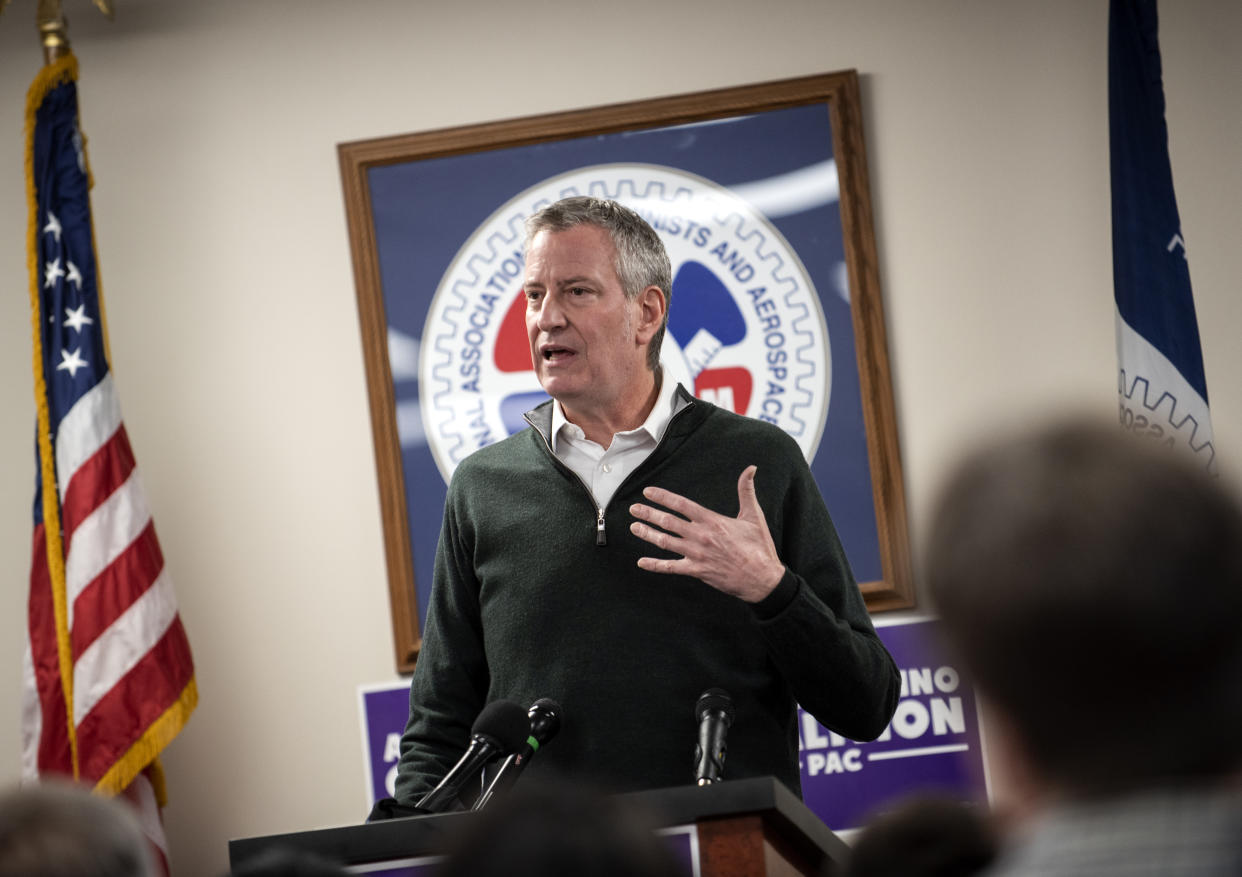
[{"xmin": 596, "ymin": 508, "xmax": 607, "ymax": 546}]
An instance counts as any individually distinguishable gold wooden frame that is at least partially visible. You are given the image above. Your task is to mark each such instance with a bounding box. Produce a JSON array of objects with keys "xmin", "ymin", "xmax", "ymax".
[{"xmin": 339, "ymin": 70, "xmax": 913, "ymax": 673}]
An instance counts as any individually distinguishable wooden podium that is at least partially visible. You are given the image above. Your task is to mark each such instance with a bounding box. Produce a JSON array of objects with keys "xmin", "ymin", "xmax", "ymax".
[{"xmin": 229, "ymin": 776, "xmax": 849, "ymax": 876}]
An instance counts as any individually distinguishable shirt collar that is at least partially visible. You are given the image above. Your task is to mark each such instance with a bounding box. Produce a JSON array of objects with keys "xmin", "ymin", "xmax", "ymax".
[{"xmin": 551, "ymin": 371, "xmax": 676, "ymax": 453}]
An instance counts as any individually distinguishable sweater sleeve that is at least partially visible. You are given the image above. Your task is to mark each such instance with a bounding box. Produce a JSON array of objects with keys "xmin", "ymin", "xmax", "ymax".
[
  {"xmin": 749, "ymin": 453, "xmax": 900, "ymax": 742},
  {"xmin": 392, "ymin": 486, "xmax": 490, "ymax": 806}
]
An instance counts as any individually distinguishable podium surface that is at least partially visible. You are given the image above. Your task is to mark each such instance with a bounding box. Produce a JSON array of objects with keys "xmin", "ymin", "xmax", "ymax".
[{"xmin": 229, "ymin": 776, "xmax": 848, "ymax": 876}]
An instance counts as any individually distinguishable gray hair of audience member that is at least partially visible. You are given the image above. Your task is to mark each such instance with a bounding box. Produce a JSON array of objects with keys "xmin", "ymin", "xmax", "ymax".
[
  {"xmin": 0, "ymin": 780, "xmax": 156, "ymax": 877},
  {"xmin": 925, "ymin": 419, "xmax": 1242, "ymax": 797},
  {"xmin": 844, "ymin": 793, "xmax": 997, "ymax": 877},
  {"xmin": 438, "ymin": 776, "xmax": 684, "ymax": 877},
  {"xmin": 524, "ymin": 196, "xmax": 673, "ymax": 371}
]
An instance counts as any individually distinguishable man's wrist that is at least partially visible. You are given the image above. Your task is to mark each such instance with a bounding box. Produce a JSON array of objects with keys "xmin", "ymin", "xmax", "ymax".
[{"xmin": 749, "ymin": 567, "xmax": 796, "ymax": 615}]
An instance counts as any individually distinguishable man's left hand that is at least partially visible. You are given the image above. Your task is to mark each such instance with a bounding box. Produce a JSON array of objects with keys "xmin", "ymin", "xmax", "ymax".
[{"xmin": 629, "ymin": 465, "xmax": 785, "ymax": 603}]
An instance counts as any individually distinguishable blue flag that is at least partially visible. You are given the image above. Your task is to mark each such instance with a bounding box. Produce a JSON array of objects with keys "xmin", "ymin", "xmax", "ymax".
[{"xmin": 1110, "ymin": 0, "xmax": 1214, "ymax": 471}]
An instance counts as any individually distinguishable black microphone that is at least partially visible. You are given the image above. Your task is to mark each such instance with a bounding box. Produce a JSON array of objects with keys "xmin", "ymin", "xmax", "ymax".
[
  {"xmin": 415, "ymin": 699, "xmax": 530, "ymax": 813},
  {"xmin": 472, "ymin": 698, "xmax": 562, "ymax": 811},
  {"xmin": 693, "ymin": 688, "xmax": 734, "ymax": 786}
]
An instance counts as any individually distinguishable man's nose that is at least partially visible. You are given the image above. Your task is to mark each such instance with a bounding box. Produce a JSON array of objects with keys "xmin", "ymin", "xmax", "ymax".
[{"xmin": 536, "ymin": 294, "xmax": 567, "ymax": 329}]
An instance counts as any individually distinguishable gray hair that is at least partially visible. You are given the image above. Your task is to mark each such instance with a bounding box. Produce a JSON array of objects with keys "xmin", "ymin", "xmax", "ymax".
[
  {"xmin": 0, "ymin": 780, "xmax": 158, "ymax": 877},
  {"xmin": 525, "ymin": 197, "xmax": 672, "ymax": 371}
]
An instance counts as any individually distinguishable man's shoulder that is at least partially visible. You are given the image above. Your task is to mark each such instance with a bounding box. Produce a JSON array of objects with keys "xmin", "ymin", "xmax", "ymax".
[
  {"xmin": 451, "ymin": 427, "xmax": 543, "ymax": 480},
  {"xmin": 684, "ymin": 399, "xmax": 803, "ymax": 454}
]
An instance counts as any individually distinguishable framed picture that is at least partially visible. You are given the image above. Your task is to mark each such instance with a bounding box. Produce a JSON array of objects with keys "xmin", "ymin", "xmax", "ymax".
[{"xmin": 339, "ymin": 70, "xmax": 912, "ymax": 673}]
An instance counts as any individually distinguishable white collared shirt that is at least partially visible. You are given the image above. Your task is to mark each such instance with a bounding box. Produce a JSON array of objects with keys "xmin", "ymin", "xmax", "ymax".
[{"xmin": 551, "ymin": 376, "xmax": 678, "ymax": 509}]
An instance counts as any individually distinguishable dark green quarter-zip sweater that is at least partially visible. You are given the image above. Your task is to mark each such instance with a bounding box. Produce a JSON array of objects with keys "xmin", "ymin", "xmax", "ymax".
[{"xmin": 394, "ymin": 387, "xmax": 900, "ymax": 805}]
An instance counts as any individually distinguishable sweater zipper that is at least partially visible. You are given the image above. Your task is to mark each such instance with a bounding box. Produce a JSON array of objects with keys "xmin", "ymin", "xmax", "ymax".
[
  {"xmin": 526, "ymin": 426, "xmax": 610, "ymax": 546},
  {"xmin": 528, "ymin": 394, "xmax": 695, "ymax": 548}
]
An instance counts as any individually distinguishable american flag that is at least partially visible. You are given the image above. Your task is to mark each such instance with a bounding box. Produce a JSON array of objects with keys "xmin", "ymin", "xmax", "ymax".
[{"xmin": 21, "ymin": 54, "xmax": 197, "ymax": 874}]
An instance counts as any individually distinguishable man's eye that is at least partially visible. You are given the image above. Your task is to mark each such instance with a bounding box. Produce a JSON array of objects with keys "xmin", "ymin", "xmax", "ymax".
[
  {"xmin": 569, "ymin": 287, "xmax": 588, "ymax": 296},
  {"xmin": 524, "ymin": 288, "xmax": 541, "ymax": 302}
]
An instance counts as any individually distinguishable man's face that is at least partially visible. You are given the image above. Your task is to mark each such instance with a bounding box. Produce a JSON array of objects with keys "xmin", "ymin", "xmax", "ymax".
[{"xmin": 523, "ymin": 225, "xmax": 651, "ymax": 421}]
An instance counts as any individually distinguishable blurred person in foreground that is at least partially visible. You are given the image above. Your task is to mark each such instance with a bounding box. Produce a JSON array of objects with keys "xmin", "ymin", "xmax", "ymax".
[
  {"xmin": 845, "ymin": 792, "xmax": 998, "ymax": 877},
  {"xmin": 0, "ymin": 780, "xmax": 156, "ymax": 877},
  {"xmin": 926, "ymin": 418, "xmax": 1242, "ymax": 876},
  {"xmin": 390, "ymin": 196, "xmax": 898, "ymax": 809},
  {"xmin": 227, "ymin": 847, "xmax": 347, "ymax": 877},
  {"xmin": 438, "ymin": 777, "xmax": 683, "ymax": 877}
]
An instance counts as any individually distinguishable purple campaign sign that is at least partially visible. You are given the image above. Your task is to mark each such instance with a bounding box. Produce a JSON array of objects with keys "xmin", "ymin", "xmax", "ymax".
[
  {"xmin": 359, "ymin": 619, "xmax": 986, "ymax": 842},
  {"xmin": 359, "ymin": 681, "xmax": 414, "ymax": 804},
  {"xmin": 798, "ymin": 617, "xmax": 988, "ymax": 831}
]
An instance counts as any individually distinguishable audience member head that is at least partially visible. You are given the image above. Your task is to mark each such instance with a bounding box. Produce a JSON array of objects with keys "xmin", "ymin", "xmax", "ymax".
[
  {"xmin": 925, "ymin": 418, "xmax": 1242, "ymax": 798},
  {"xmin": 438, "ymin": 775, "xmax": 684, "ymax": 877},
  {"xmin": 525, "ymin": 196, "xmax": 673, "ymax": 370},
  {"xmin": 0, "ymin": 780, "xmax": 156, "ymax": 877},
  {"xmin": 845, "ymin": 792, "xmax": 997, "ymax": 877},
  {"xmin": 228, "ymin": 846, "xmax": 347, "ymax": 877}
]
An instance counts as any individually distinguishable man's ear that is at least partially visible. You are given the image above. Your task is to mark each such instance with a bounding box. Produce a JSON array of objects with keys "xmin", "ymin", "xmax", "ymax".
[{"xmin": 634, "ymin": 285, "xmax": 667, "ymax": 343}]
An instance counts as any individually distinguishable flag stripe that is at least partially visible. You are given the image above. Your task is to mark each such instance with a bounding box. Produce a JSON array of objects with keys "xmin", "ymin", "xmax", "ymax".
[
  {"xmin": 26, "ymin": 523, "xmax": 73, "ymax": 776},
  {"xmin": 122, "ymin": 769, "xmax": 171, "ymax": 873},
  {"xmin": 20, "ymin": 646, "xmax": 45, "ymax": 781},
  {"xmin": 74, "ymin": 569, "xmax": 179, "ymax": 725},
  {"xmin": 71, "ymin": 520, "xmax": 164, "ymax": 660},
  {"xmin": 61, "ymin": 422, "xmax": 136, "ymax": 554},
  {"xmin": 64, "ymin": 468, "xmax": 153, "ymax": 628},
  {"xmin": 56, "ymin": 370, "xmax": 122, "ymax": 502},
  {"xmin": 77, "ymin": 618, "xmax": 194, "ymax": 785}
]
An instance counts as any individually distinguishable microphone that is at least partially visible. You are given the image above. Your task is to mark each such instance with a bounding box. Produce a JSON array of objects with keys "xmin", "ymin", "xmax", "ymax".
[
  {"xmin": 693, "ymin": 688, "xmax": 734, "ymax": 786},
  {"xmin": 472, "ymin": 698, "xmax": 562, "ymax": 811},
  {"xmin": 415, "ymin": 699, "xmax": 530, "ymax": 813}
]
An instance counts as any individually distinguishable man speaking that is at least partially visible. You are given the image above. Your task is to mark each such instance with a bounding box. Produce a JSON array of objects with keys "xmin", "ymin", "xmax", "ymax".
[{"xmin": 392, "ymin": 197, "xmax": 898, "ymax": 807}]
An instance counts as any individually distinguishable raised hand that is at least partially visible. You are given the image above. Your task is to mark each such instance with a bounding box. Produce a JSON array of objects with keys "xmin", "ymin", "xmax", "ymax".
[{"xmin": 629, "ymin": 465, "xmax": 785, "ymax": 603}]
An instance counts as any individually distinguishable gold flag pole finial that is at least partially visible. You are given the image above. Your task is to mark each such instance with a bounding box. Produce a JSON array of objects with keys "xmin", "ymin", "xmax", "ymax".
[
  {"xmin": 37, "ymin": 0, "xmax": 71, "ymax": 63},
  {"xmin": 2, "ymin": 0, "xmax": 117, "ymax": 64}
]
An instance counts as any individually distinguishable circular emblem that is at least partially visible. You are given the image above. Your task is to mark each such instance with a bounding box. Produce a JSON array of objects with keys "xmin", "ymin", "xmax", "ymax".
[{"xmin": 420, "ymin": 164, "xmax": 831, "ymax": 482}]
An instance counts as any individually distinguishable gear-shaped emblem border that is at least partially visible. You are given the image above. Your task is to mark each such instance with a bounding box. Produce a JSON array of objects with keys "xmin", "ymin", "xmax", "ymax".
[{"xmin": 419, "ymin": 164, "xmax": 833, "ymax": 483}]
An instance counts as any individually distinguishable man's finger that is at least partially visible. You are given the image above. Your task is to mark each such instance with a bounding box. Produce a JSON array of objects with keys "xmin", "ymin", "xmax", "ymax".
[
  {"xmin": 630, "ymin": 521, "xmax": 684, "ymax": 553},
  {"xmin": 641, "ymin": 485, "xmax": 708, "ymax": 519},
  {"xmin": 636, "ymin": 555, "xmax": 685, "ymax": 575},
  {"xmin": 629, "ymin": 502, "xmax": 692, "ymax": 536},
  {"xmin": 736, "ymin": 465, "xmax": 759, "ymax": 506}
]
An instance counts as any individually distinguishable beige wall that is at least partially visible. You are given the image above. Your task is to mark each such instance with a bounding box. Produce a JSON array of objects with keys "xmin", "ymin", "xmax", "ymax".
[{"xmin": 0, "ymin": 1, "xmax": 1238, "ymax": 874}]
